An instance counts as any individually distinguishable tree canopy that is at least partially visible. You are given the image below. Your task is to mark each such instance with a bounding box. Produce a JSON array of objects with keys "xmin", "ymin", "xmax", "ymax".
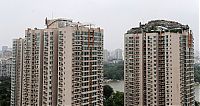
[
  {"xmin": 194, "ymin": 63, "xmax": 200, "ymax": 83},
  {"xmin": 103, "ymin": 85, "xmax": 114, "ymax": 99},
  {"xmin": 103, "ymin": 61, "xmax": 124, "ymax": 80},
  {"xmin": 104, "ymin": 91, "xmax": 124, "ymax": 106},
  {"xmin": 0, "ymin": 77, "xmax": 10, "ymax": 106}
]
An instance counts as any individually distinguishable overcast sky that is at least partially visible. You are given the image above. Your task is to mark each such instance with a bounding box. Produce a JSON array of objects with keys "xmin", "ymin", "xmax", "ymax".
[{"xmin": 0, "ymin": 0, "xmax": 199, "ymax": 51}]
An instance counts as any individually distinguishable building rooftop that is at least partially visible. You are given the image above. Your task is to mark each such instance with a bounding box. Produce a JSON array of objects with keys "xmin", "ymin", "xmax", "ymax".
[
  {"xmin": 126, "ymin": 20, "xmax": 189, "ymax": 34},
  {"xmin": 45, "ymin": 18, "xmax": 97, "ymax": 29}
]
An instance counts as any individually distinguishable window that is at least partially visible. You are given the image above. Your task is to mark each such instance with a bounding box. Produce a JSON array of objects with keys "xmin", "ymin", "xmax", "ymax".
[{"xmin": 50, "ymin": 32, "xmax": 54, "ymax": 35}]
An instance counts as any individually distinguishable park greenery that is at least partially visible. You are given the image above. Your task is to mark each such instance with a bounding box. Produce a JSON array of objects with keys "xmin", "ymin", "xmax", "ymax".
[
  {"xmin": 103, "ymin": 85, "xmax": 124, "ymax": 106},
  {"xmin": 194, "ymin": 63, "xmax": 200, "ymax": 83},
  {"xmin": 103, "ymin": 61, "xmax": 124, "ymax": 80},
  {"xmin": 195, "ymin": 101, "xmax": 200, "ymax": 106},
  {"xmin": 103, "ymin": 85, "xmax": 114, "ymax": 100},
  {"xmin": 0, "ymin": 77, "xmax": 10, "ymax": 106}
]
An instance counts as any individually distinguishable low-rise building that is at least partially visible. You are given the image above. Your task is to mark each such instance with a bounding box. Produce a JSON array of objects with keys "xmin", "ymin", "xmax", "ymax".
[{"xmin": 0, "ymin": 58, "xmax": 12, "ymax": 77}]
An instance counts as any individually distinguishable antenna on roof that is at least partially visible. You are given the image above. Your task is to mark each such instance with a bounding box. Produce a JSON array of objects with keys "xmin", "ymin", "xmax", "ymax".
[
  {"xmin": 45, "ymin": 17, "xmax": 48, "ymax": 28},
  {"xmin": 52, "ymin": 12, "xmax": 54, "ymax": 19}
]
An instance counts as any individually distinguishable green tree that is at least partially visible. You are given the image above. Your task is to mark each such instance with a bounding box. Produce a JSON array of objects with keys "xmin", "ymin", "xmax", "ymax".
[
  {"xmin": 105, "ymin": 91, "xmax": 124, "ymax": 106},
  {"xmin": 194, "ymin": 63, "xmax": 200, "ymax": 83},
  {"xmin": 0, "ymin": 77, "xmax": 11, "ymax": 106},
  {"xmin": 103, "ymin": 61, "xmax": 124, "ymax": 80},
  {"xmin": 195, "ymin": 100, "xmax": 200, "ymax": 106},
  {"xmin": 103, "ymin": 85, "xmax": 113, "ymax": 99}
]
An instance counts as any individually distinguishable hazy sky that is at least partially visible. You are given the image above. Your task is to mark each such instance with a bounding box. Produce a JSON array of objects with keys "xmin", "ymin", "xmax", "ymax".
[{"xmin": 0, "ymin": 0, "xmax": 199, "ymax": 51}]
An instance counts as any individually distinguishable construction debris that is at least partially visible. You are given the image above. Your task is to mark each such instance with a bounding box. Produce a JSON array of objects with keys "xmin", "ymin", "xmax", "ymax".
[{"xmin": 126, "ymin": 20, "xmax": 189, "ymax": 34}]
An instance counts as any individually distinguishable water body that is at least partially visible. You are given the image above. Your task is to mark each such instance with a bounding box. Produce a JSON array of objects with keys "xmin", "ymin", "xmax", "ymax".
[
  {"xmin": 195, "ymin": 84, "xmax": 200, "ymax": 102},
  {"xmin": 104, "ymin": 80, "xmax": 124, "ymax": 92}
]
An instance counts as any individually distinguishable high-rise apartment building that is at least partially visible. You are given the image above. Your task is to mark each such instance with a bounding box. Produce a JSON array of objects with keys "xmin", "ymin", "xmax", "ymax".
[
  {"xmin": 103, "ymin": 49, "xmax": 110, "ymax": 62},
  {"xmin": 0, "ymin": 58, "xmax": 12, "ymax": 77},
  {"xmin": 11, "ymin": 38, "xmax": 24, "ymax": 106},
  {"xmin": 124, "ymin": 20, "xmax": 194, "ymax": 106},
  {"xmin": 2, "ymin": 46, "xmax": 8, "ymax": 52},
  {"xmin": 11, "ymin": 18, "xmax": 104, "ymax": 106},
  {"xmin": 0, "ymin": 46, "xmax": 12, "ymax": 59},
  {"xmin": 113, "ymin": 49, "xmax": 123, "ymax": 60},
  {"xmin": 22, "ymin": 29, "xmax": 44, "ymax": 106}
]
